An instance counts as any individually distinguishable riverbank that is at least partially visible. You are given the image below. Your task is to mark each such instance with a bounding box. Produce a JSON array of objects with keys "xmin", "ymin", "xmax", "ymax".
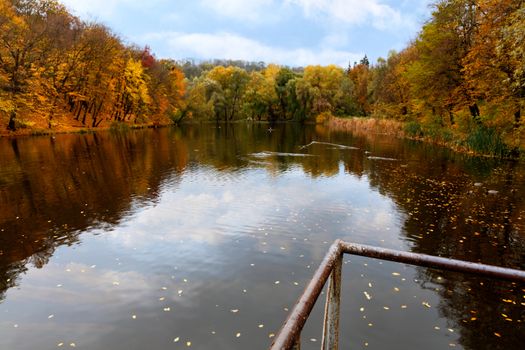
[
  {"xmin": 327, "ymin": 116, "xmax": 521, "ymax": 158},
  {"xmin": 0, "ymin": 112, "xmax": 173, "ymax": 138}
]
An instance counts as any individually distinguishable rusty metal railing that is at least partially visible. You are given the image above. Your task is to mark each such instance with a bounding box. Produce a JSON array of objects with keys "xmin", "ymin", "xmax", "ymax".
[{"xmin": 269, "ymin": 239, "xmax": 525, "ymax": 350}]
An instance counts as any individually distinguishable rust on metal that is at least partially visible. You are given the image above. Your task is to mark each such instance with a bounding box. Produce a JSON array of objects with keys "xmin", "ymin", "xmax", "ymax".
[
  {"xmin": 340, "ymin": 242, "xmax": 525, "ymax": 282},
  {"xmin": 269, "ymin": 240, "xmax": 343, "ymax": 350},
  {"xmin": 292, "ymin": 336, "xmax": 301, "ymax": 350}
]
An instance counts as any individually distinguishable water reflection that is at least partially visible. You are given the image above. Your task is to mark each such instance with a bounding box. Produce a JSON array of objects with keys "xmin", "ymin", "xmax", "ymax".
[{"xmin": 0, "ymin": 124, "xmax": 524, "ymax": 349}]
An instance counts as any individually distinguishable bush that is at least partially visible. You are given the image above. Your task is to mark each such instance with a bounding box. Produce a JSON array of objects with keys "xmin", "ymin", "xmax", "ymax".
[
  {"xmin": 404, "ymin": 121, "xmax": 423, "ymax": 137},
  {"xmin": 466, "ymin": 126, "xmax": 508, "ymax": 157}
]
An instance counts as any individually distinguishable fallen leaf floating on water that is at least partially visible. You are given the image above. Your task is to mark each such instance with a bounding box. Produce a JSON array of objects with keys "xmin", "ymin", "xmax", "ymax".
[
  {"xmin": 230, "ymin": 309, "xmax": 239, "ymax": 313},
  {"xmin": 363, "ymin": 291, "xmax": 372, "ymax": 300},
  {"xmin": 132, "ymin": 315, "xmax": 137, "ymax": 319},
  {"xmin": 236, "ymin": 333, "xmax": 241, "ymax": 338},
  {"xmin": 69, "ymin": 343, "xmax": 76, "ymax": 348},
  {"xmin": 186, "ymin": 341, "xmax": 191, "ymax": 347},
  {"xmin": 269, "ymin": 334, "xmax": 275, "ymax": 338},
  {"xmin": 392, "ymin": 272, "xmax": 401, "ymax": 276},
  {"xmin": 173, "ymin": 337, "xmax": 180, "ymax": 343},
  {"xmin": 258, "ymin": 324, "xmax": 264, "ymax": 328},
  {"xmin": 422, "ymin": 302, "xmax": 431, "ymax": 308},
  {"xmin": 164, "ymin": 307, "xmax": 171, "ymax": 312},
  {"xmin": 57, "ymin": 343, "xmax": 64, "ymax": 347},
  {"xmin": 310, "ymin": 338, "xmax": 317, "ymax": 342},
  {"xmin": 48, "ymin": 314, "xmax": 54, "ymax": 319},
  {"xmin": 274, "ymin": 281, "xmax": 280, "ymax": 285}
]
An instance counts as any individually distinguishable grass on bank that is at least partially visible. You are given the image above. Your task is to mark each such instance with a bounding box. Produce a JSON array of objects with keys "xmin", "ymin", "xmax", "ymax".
[{"xmin": 329, "ymin": 116, "xmax": 520, "ymax": 158}]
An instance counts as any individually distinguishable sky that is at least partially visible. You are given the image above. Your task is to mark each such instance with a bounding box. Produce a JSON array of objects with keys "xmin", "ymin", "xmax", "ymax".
[{"xmin": 60, "ymin": 0, "xmax": 433, "ymax": 67}]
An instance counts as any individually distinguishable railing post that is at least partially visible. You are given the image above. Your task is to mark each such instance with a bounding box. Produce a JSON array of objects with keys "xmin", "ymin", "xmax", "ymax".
[{"xmin": 321, "ymin": 252, "xmax": 342, "ymax": 350}]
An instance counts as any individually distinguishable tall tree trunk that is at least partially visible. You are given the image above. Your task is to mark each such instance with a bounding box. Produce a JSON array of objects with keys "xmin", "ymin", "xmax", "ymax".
[
  {"xmin": 469, "ymin": 103, "xmax": 481, "ymax": 124},
  {"xmin": 514, "ymin": 107, "xmax": 521, "ymax": 129},
  {"xmin": 7, "ymin": 110, "xmax": 16, "ymax": 131}
]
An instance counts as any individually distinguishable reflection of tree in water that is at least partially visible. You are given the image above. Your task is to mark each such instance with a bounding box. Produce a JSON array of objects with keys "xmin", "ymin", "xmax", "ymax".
[
  {"xmin": 344, "ymin": 141, "xmax": 525, "ymax": 350},
  {"xmin": 0, "ymin": 128, "xmax": 188, "ymax": 302}
]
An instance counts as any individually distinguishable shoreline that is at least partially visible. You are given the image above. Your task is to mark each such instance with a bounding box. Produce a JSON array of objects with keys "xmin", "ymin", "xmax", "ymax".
[
  {"xmin": 1, "ymin": 116, "xmax": 520, "ymax": 159},
  {"xmin": 327, "ymin": 116, "xmax": 519, "ymax": 159},
  {"xmin": 0, "ymin": 121, "xmax": 174, "ymax": 138}
]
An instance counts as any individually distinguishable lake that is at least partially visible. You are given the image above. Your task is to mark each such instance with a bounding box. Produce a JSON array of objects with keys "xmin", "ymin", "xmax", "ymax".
[{"xmin": 0, "ymin": 124, "xmax": 524, "ymax": 349}]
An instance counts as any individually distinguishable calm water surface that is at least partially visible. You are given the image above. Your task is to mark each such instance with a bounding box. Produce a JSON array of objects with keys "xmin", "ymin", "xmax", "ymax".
[{"xmin": 0, "ymin": 124, "xmax": 524, "ymax": 350}]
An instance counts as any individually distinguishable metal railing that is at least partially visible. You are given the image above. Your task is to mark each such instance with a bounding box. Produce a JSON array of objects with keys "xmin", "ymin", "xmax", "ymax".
[{"xmin": 269, "ymin": 239, "xmax": 525, "ymax": 350}]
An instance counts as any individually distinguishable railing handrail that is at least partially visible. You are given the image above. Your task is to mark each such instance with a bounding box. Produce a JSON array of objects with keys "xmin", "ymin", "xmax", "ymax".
[{"xmin": 269, "ymin": 240, "xmax": 525, "ymax": 350}]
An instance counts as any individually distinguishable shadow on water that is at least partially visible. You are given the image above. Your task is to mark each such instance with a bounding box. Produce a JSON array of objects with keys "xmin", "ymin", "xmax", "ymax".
[{"xmin": 0, "ymin": 123, "xmax": 523, "ymax": 349}]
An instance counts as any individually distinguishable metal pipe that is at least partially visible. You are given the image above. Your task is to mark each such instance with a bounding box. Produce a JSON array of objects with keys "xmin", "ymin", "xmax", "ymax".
[
  {"xmin": 269, "ymin": 240, "xmax": 343, "ymax": 350},
  {"xmin": 321, "ymin": 253, "xmax": 342, "ymax": 350},
  {"xmin": 269, "ymin": 240, "xmax": 525, "ymax": 350},
  {"xmin": 340, "ymin": 242, "xmax": 525, "ymax": 282}
]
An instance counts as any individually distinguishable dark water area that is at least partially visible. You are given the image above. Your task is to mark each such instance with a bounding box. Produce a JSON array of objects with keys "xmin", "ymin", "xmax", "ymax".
[{"xmin": 0, "ymin": 124, "xmax": 524, "ymax": 350}]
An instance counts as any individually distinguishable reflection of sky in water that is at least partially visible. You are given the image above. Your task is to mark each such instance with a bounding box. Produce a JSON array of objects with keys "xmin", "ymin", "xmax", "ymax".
[
  {"xmin": 109, "ymin": 163, "xmax": 406, "ymax": 251},
  {"xmin": 0, "ymin": 159, "xmax": 460, "ymax": 350}
]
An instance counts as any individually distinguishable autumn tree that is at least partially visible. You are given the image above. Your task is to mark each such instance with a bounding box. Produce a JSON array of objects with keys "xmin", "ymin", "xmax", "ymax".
[
  {"xmin": 406, "ymin": 0, "xmax": 479, "ymax": 125},
  {"xmin": 348, "ymin": 58, "xmax": 372, "ymax": 116},
  {"xmin": 206, "ymin": 66, "xmax": 249, "ymax": 121},
  {"xmin": 0, "ymin": 0, "xmax": 67, "ymax": 129},
  {"xmin": 463, "ymin": 0, "xmax": 525, "ymax": 128}
]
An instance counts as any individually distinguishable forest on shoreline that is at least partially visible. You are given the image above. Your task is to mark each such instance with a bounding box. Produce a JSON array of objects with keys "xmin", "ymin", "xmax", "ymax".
[{"xmin": 0, "ymin": 0, "xmax": 524, "ymax": 156}]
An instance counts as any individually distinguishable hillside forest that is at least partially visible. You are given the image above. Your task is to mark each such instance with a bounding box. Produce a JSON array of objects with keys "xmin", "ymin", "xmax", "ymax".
[{"xmin": 0, "ymin": 0, "xmax": 524, "ymax": 155}]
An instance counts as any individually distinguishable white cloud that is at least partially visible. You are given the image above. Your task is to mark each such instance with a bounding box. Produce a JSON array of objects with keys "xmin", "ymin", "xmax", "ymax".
[
  {"xmin": 60, "ymin": 0, "xmax": 162, "ymax": 20},
  {"xmin": 200, "ymin": 0, "xmax": 276, "ymax": 21},
  {"xmin": 142, "ymin": 31, "xmax": 362, "ymax": 67},
  {"xmin": 286, "ymin": 0, "xmax": 405, "ymax": 29}
]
